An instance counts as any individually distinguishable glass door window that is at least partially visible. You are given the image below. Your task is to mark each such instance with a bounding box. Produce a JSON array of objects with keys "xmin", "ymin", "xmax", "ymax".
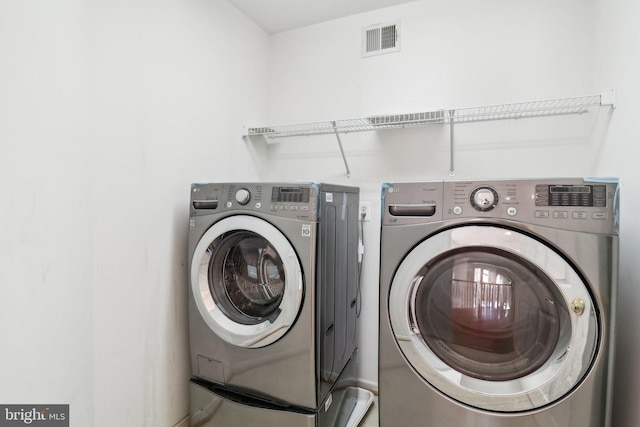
[
  {"xmin": 208, "ymin": 231, "xmax": 286, "ymax": 324},
  {"xmin": 412, "ymin": 248, "xmax": 569, "ymax": 382}
]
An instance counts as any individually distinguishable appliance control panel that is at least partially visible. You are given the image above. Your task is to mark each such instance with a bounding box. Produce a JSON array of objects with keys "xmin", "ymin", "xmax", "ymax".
[
  {"xmin": 383, "ymin": 179, "xmax": 619, "ymax": 235},
  {"xmin": 190, "ymin": 183, "xmax": 320, "ymax": 220}
]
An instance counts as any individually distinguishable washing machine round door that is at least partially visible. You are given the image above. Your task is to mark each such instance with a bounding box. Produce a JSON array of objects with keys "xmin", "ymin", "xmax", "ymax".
[
  {"xmin": 191, "ymin": 215, "xmax": 303, "ymax": 348},
  {"xmin": 389, "ymin": 225, "xmax": 598, "ymax": 412}
]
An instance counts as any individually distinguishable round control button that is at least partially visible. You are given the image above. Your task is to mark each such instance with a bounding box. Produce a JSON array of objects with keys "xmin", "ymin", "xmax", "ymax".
[
  {"xmin": 453, "ymin": 206, "xmax": 463, "ymax": 215},
  {"xmin": 470, "ymin": 186, "xmax": 499, "ymax": 212},
  {"xmin": 507, "ymin": 206, "xmax": 517, "ymax": 216},
  {"xmin": 255, "ymin": 202, "xmax": 261, "ymax": 209},
  {"xmin": 226, "ymin": 201, "xmax": 232, "ymax": 208},
  {"xmin": 235, "ymin": 188, "xmax": 251, "ymax": 205}
]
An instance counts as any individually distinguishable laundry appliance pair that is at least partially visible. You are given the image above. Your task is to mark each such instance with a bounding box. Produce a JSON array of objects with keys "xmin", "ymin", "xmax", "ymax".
[
  {"xmin": 379, "ymin": 178, "xmax": 619, "ymax": 427},
  {"xmin": 187, "ymin": 182, "xmax": 361, "ymax": 426}
]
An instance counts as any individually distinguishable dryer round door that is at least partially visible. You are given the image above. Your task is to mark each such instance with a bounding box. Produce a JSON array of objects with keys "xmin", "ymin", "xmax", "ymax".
[
  {"xmin": 191, "ymin": 215, "xmax": 303, "ymax": 348},
  {"xmin": 389, "ymin": 225, "xmax": 598, "ymax": 412}
]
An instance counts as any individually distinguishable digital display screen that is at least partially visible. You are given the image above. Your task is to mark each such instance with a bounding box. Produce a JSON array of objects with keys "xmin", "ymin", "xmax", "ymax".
[
  {"xmin": 536, "ymin": 184, "xmax": 607, "ymax": 208},
  {"xmin": 279, "ymin": 188, "xmax": 301, "ymax": 193},
  {"xmin": 272, "ymin": 187, "xmax": 310, "ymax": 203},
  {"xmin": 550, "ymin": 185, "xmax": 591, "ymax": 194}
]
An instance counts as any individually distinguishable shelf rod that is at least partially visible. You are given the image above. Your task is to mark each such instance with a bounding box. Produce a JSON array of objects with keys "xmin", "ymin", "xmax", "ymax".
[
  {"xmin": 332, "ymin": 121, "xmax": 351, "ymax": 177},
  {"xmin": 449, "ymin": 110, "xmax": 455, "ymax": 176}
]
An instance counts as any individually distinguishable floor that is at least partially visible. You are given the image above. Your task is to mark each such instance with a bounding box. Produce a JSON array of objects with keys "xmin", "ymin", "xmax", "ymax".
[{"xmin": 359, "ymin": 395, "xmax": 378, "ymax": 427}]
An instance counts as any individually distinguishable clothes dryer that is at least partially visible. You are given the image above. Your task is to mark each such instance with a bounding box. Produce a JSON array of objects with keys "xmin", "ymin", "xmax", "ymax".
[
  {"xmin": 188, "ymin": 182, "xmax": 360, "ymax": 425},
  {"xmin": 379, "ymin": 178, "xmax": 619, "ymax": 426}
]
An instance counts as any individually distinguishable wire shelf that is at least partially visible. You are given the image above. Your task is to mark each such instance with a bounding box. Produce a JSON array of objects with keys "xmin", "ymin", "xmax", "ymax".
[
  {"xmin": 248, "ymin": 111, "xmax": 446, "ymax": 138},
  {"xmin": 449, "ymin": 94, "xmax": 602, "ymax": 123},
  {"xmin": 244, "ymin": 91, "xmax": 615, "ymax": 177},
  {"xmin": 246, "ymin": 93, "xmax": 610, "ymax": 139}
]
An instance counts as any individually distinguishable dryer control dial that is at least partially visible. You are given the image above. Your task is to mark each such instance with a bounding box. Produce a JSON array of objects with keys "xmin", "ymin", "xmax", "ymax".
[
  {"xmin": 235, "ymin": 188, "xmax": 251, "ymax": 205},
  {"xmin": 470, "ymin": 186, "xmax": 499, "ymax": 212}
]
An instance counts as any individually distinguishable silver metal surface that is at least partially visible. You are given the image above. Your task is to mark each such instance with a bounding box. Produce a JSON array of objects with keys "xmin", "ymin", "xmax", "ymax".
[
  {"xmin": 188, "ymin": 182, "xmax": 359, "ymax": 411},
  {"xmin": 189, "ymin": 349, "xmax": 360, "ymax": 427},
  {"xmin": 379, "ymin": 178, "xmax": 619, "ymax": 426}
]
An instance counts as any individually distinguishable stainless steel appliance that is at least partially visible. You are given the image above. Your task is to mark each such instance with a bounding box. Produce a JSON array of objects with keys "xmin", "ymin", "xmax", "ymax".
[
  {"xmin": 188, "ymin": 182, "xmax": 360, "ymax": 426},
  {"xmin": 379, "ymin": 178, "xmax": 619, "ymax": 426}
]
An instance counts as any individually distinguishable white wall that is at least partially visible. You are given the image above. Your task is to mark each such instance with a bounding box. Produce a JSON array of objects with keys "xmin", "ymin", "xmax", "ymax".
[
  {"xmin": 258, "ymin": 0, "xmax": 600, "ymax": 392},
  {"xmin": 0, "ymin": 1, "xmax": 94, "ymax": 422},
  {"xmin": 593, "ymin": 0, "xmax": 640, "ymax": 426},
  {"xmin": 0, "ymin": 1, "xmax": 268, "ymax": 426},
  {"xmin": 3, "ymin": 0, "xmax": 638, "ymax": 425}
]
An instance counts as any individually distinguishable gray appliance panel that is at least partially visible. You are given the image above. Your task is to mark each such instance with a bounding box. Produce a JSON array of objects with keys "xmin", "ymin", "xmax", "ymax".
[
  {"xmin": 190, "ymin": 349, "xmax": 360, "ymax": 427},
  {"xmin": 188, "ymin": 182, "xmax": 359, "ymax": 410},
  {"xmin": 378, "ymin": 178, "xmax": 618, "ymax": 426},
  {"xmin": 189, "ymin": 211, "xmax": 318, "ymax": 407},
  {"xmin": 382, "ymin": 178, "xmax": 619, "ymax": 235},
  {"xmin": 317, "ymin": 188, "xmax": 359, "ymax": 401}
]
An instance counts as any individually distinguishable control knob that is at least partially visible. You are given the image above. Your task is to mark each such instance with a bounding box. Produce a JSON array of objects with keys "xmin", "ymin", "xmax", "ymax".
[
  {"xmin": 470, "ymin": 186, "xmax": 499, "ymax": 212},
  {"xmin": 235, "ymin": 188, "xmax": 251, "ymax": 205}
]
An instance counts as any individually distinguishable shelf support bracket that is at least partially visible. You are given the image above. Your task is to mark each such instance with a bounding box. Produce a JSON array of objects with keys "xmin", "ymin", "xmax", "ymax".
[
  {"xmin": 601, "ymin": 89, "xmax": 616, "ymax": 108},
  {"xmin": 448, "ymin": 110, "xmax": 455, "ymax": 176},
  {"xmin": 332, "ymin": 121, "xmax": 351, "ymax": 177}
]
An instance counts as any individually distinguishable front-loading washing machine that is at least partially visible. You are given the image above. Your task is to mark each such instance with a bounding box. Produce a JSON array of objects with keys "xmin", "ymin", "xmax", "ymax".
[
  {"xmin": 188, "ymin": 182, "xmax": 360, "ymax": 426},
  {"xmin": 379, "ymin": 178, "xmax": 619, "ymax": 426}
]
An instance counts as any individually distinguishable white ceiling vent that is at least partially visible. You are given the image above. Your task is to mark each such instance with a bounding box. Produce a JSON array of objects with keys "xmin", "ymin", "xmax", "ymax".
[{"xmin": 362, "ymin": 21, "xmax": 400, "ymax": 58}]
